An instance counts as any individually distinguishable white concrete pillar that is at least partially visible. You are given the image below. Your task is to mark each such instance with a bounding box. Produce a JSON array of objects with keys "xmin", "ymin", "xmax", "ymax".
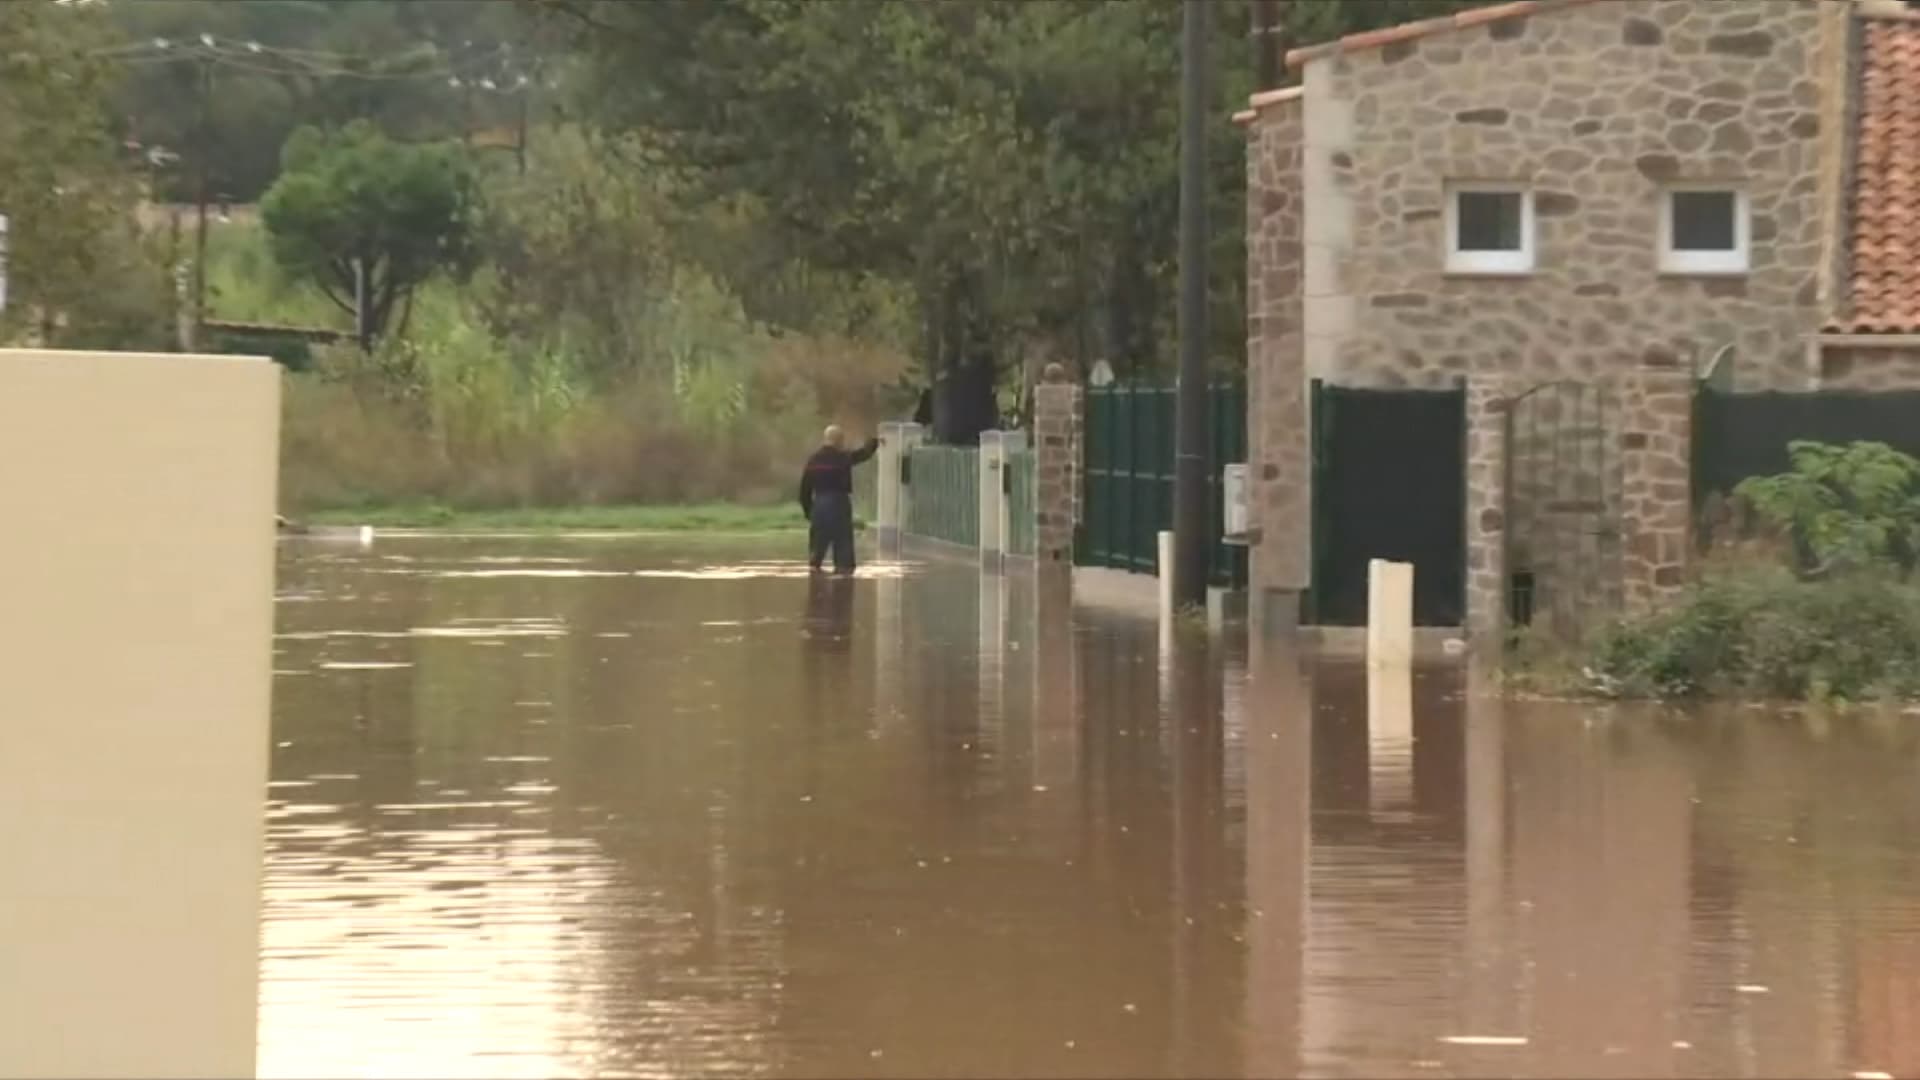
[
  {"xmin": 998, "ymin": 430, "xmax": 1027, "ymax": 566},
  {"xmin": 1366, "ymin": 559, "xmax": 1416, "ymax": 818},
  {"xmin": 979, "ymin": 430, "xmax": 1007, "ymax": 572},
  {"xmin": 1366, "ymin": 558, "xmax": 1414, "ymax": 668},
  {"xmin": 1158, "ymin": 529, "xmax": 1177, "ymax": 622},
  {"xmin": 878, "ymin": 422, "xmax": 924, "ymax": 553},
  {"xmin": 0, "ymin": 349, "xmax": 279, "ymax": 1079}
]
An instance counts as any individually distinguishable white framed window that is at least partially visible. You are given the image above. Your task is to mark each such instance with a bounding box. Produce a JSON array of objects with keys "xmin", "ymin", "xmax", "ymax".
[
  {"xmin": 1660, "ymin": 186, "xmax": 1749, "ymax": 275},
  {"xmin": 1445, "ymin": 184, "xmax": 1535, "ymax": 275}
]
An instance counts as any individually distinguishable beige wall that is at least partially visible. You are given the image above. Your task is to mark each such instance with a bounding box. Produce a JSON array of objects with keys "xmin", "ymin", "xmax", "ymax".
[
  {"xmin": 0, "ymin": 349, "xmax": 279, "ymax": 1078},
  {"xmin": 1296, "ymin": 0, "xmax": 1828, "ymax": 392}
]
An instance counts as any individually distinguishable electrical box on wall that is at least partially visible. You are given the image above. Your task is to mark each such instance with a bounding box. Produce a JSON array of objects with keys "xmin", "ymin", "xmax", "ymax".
[{"xmin": 1222, "ymin": 463, "xmax": 1249, "ymax": 544}]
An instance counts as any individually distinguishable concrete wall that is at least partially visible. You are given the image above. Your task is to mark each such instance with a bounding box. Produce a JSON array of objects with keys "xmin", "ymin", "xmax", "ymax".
[
  {"xmin": 0, "ymin": 349, "xmax": 279, "ymax": 1078},
  {"xmin": 1291, "ymin": 0, "xmax": 1828, "ymax": 393}
]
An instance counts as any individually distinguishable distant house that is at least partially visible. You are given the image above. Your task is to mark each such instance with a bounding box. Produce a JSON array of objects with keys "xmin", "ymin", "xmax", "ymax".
[{"xmin": 1236, "ymin": 0, "xmax": 1920, "ymax": 635}]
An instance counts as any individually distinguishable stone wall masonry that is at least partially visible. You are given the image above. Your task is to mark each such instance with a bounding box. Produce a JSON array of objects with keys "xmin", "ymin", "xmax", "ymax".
[
  {"xmin": 1464, "ymin": 376, "xmax": 1511, "ymax": 643},
  {"xmin": 1619, "ymin": 369, "xmax": 1694, "ymax": 613},
  {"xmin": 1816, "ymin": 343, "xmax": 1920, "ymax": 391},
  {"xmin": 1298, "ymin": 0, "xmax": 1829, "ymax": 393},
  {"xmin": 1033, "ymin": 379, "xmax": 1083, "ymax": 567},
  {"xmin": 1246, "ymin": 91, "xmax": 1312, "ymax": 618}
]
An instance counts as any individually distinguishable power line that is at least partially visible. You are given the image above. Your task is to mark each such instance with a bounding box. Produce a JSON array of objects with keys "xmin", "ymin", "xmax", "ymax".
[{"xmin": 91, "ymin": 35, "xmax": 531, "ymax": 85}]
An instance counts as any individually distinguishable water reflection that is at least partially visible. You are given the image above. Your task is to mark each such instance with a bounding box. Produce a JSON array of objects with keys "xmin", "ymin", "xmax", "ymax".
[{"xmin": 263, "ymin": 537, "xmax": 1920, "ymax": 1079}]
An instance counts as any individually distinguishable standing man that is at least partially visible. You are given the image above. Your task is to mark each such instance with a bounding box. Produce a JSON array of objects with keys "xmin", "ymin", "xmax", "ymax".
[{"xmin": 799, "ymin": 425, "xmax": 880, "ymax": 575}]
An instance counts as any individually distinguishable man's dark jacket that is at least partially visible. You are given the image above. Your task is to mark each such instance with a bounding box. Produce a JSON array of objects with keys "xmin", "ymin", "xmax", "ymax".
[{"xmin": 798, "ymin": 439, "xmax": 880, "ymax": 517}]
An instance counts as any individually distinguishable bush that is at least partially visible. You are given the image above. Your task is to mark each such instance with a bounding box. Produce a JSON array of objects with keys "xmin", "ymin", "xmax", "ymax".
[
  {"xmin": 1735, "ymin": 440, "xmax": 1920, "ymax": 576},
  {"xmin": 1585, "ymin": 564, "xmax": 1920, "ymax": 703}
]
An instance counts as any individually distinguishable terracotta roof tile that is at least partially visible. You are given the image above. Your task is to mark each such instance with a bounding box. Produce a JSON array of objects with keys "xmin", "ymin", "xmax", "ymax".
[
  {"xmin": 1836, "ymin": 15, "xmax": 1920, "ymax": 333},
  {"xmin": 1283, "ymin": 0, "xmax": 1605, "ymax": 70}
]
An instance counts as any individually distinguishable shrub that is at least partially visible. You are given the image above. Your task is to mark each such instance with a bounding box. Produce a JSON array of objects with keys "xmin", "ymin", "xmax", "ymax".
[
  {"xmin": 1585, "ymin": 563, "xmax": 1920, "ymax": 703},
  {"xmin": 1735, "ymin": 440, "xmax": 1920, "ymax": 576}
]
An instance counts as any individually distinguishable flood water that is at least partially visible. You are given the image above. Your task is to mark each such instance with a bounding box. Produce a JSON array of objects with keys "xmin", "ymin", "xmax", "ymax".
[{"xmin": 264, "ymin": 535, "xmax": 1920, "ymax": 1079}]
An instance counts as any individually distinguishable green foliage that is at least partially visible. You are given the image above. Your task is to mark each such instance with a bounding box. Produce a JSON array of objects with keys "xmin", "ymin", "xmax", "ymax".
[
  {"xmin": 108, "ymin": 0, "xmax": 549, "ymax": 202},
  {"xmin": 1585, "ymin": 565, "xmax": 1920, "ymax": 704},
  {"xmin": 202, "ymin": 218, "xmax": 341, "ymax": 327},
  {"xmin": 260, "ymin": 121, "xmax": 478, "ymax": 346},
  {"xmin": 1736, "ymin": 440, "xmax": 1920, "ymax": 576},
  {"xmin": 0, "ymin": 3, "xmax": 175, "ymax": 350},
  {"xmin": 549, "ymin": 0, "xmax": 1502, "ymax": 440}
]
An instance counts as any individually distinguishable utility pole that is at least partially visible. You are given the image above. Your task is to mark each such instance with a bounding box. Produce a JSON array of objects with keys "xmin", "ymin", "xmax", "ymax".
[
  {"xmin": 1172, "ymin": 0, "xmax": 1212, "ymax": 610},
  {"xmin": 1252, "ymin": 0, "xmax": 1276, "ymax": 91},
  {"xmin": 191, "ymin": 53, "xmax": 212, "ymax": 351},
  {"xmin": 352, "ymin": 257, "xmax": 369, "ymax": 352}
]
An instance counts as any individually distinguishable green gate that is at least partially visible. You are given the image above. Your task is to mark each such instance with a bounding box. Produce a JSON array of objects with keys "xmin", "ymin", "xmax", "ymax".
[
  {"xmin": 904, "ymin": 445, "xmax": 979, "ymax": 548},
  {"xmin": 1007, "ymin": 450, "xmax": 1037, "ymax": 558},
  {"xmin": 1308, "ymin": 381, "xmax": 1467, "ymax": 626},
  {"xmin": 1078, "ymin": 382, "xmax": 1247, "ymax": 588}
]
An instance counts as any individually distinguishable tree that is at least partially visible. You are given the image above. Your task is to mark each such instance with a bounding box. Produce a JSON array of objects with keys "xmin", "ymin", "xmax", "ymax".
[
  {"xmin": 545, "ymin": 0, "xmax": 1500, "ymax": 442},
  {"xmin": 0, "ymin": 2, "xmax": 174, "ymax": 350},
  {"xmin": 260, "ymin": 121, "xmax": 476, "ymax": 348},
  {"xmin": 108, "ymin": 0, "xmax": 553, "ymax": 203}
]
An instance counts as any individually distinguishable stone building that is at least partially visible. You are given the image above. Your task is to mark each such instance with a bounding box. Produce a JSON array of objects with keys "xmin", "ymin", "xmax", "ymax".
[{"xmin": 1239, "ymin": 0, "xmax": 1920, "ymax": 640}]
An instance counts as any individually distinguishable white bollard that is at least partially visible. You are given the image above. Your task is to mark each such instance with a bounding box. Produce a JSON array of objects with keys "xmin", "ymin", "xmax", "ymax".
[
  {"xmin": 1158, "ymin": 529, "xmax": 1177, "ymax": 621},
  {"xmin": 1367, "ymin": 558, "xmax": 1415, "ymax": 668},
  {"xmin": 979, "ymin": 431, "xmax": 1005, "ymax": 572}
]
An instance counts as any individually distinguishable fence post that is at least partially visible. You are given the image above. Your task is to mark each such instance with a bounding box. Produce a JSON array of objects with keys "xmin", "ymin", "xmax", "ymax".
[
  {"xmin": 879, "ymin": 422, "xmax": 924, "ymax": 554},
  {"xmin": 979, "ymin": 430, "xmax": 1006, "ymax": 573},
  {"xmin": 1033, "ymin": 364, "xmax": 1083, "ymax": 573},
  {"xmin": 993, "ymin": 431, "xmax": 1028, "ymax": 570}
]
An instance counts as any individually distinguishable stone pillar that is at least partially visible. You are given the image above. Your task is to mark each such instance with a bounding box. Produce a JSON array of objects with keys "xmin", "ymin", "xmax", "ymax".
[
  {"xmin": 1033, "ymin": 366, "xmax": 1083, "ymax": 570},
  {"xmin": 1619, "ymin": 370, "xmax": 1693, "ymax": 614},
  {"xmin": 1464, "ymin": 377, "xmax": 1511, "ymax": 647},
  {"xmin": 879, "ymin": 421, "xmax": 925, "ymax": 553},
  {"xmin": 1246, "ymin": 90, "xmax": 1309, "ymax": 635},
  {"xmin": 1, "ymin": 348, "xmax": 278, "ymax": 1079}
]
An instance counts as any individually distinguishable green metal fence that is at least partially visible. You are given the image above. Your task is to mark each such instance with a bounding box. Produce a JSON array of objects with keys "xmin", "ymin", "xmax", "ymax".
[
  {"xmin": 1079, "ymin": 382, "xmax": 1248, "ymax": 588},
  {"xmin": 1694, "ymin": 387, "xmax": 1920, "ymax": 503},
  {"xmin": 904, "ymin": 445, "xmax": 979, "ymax": 549},
  {"xmin": 1007, "ymin": 449, "xmax": 1036, "ymax": 558}
]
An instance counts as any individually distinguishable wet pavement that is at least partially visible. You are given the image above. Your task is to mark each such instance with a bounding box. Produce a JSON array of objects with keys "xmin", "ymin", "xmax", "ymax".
[{"xmin": 264, "ymin": 534, "xmax": 1920, "ymax": 1079}]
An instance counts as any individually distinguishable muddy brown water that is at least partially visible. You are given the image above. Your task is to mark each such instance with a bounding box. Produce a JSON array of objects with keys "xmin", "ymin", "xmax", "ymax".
[{"xmin": 264, "ymin": 535, "xmax": 1920, "ymax": 1079}]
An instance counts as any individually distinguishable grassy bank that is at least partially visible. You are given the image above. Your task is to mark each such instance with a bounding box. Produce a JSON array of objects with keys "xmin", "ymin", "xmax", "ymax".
[{"xmin": 303, "ymin": 502, "xmax": 826, "ymax": 533}]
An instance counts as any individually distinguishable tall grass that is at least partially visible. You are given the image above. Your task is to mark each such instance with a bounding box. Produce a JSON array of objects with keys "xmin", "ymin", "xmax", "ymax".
[
  {"xmin": 213, "ymin": 124, "xmax": 919, "ymax": 515},
  {"xmin": 275, "ymin": 271, "xmax": 910, "ymax": 513}
]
